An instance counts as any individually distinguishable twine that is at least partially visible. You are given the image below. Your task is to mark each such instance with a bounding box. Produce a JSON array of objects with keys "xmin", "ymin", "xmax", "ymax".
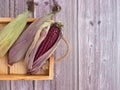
[{"xmin": 55, "ymin": 36, "xmax": 70, "ymax": 63}]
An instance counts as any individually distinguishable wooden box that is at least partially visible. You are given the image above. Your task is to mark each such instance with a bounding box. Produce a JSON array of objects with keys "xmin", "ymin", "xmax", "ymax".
[{"xmin": 0, "ymin": 18, "xmax": 54, "ymax": 80}]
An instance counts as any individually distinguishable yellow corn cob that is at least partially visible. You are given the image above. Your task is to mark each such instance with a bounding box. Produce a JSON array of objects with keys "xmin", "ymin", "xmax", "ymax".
[{"xmin": 0, "ymin": 10, "xmax": 29, "ymax": 57}]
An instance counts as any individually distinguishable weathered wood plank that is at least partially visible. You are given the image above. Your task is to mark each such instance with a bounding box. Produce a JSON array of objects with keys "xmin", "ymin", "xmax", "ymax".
[
  {"xmin": 0, "ymin": 56, "xmax": 8, "ymax": 74},
  {"xmin": 0, "ymin": 0, "xmax": 9, "ymax": 17},
  {"xmin": 78, "ymin": 0, "xmax": 118, "ymax": 90},
  {"xmin": 78, "ymin": 0, "xmax": 100, "ymax": 89},
  {"xmin": 11, "ymin": 81, "xmax": 33, "ymax": 90},
  {"xmin": 0, "ymin": 81, "xmax": 10, "ymax": 90},
  {"xmin": 10, "ymin": 60, "xmax": 27, "ymax": 74},
  {"xmin": 50, "ymin": 0, "xmax": 78, "ymax": 90},
  {"xmin": 12, "ymin": 0, "xmax": 28, "ymax": 17},
  {"xmin": 34, "ymin": 0, "xmax": 50, "ymax": 18},
  {"xmin": 117, "ymin": 0, "xmax": 120, "ymax": 90},
  {"xmin": 35, "ymin": 81, "xmax": 51, "ymax": 90}
]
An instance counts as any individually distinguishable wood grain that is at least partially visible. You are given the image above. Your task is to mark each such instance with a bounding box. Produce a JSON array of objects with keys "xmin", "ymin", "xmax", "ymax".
[
  {"xmin": 35, "ymin": 81, "xmax": 51, "ymax": 90},
  {"xmin": 0, "ymin": 56, "xmax": 8, "ymax": 74},
  {"xmin": 0, "ymin": 18, "xmax": 36, "ymax": 22},
  {"xmin": 99, "ymin": 0, "xmax": 117, "ymax": 90},
  {"xmin": 0, "ymin": 81, "xmax": 10, "ymax": 90},
  {"xmin": 78, "ymin": 0, "xmax": 100, "ymax": 89},
  {"xmin": 34, "ymin": 0, "xmax": 50, "ymax": 18},
  {"xmin": 0, "ymin": 0, "xmax": 9, "ymax": 17},
  {"xmin": 117, "ymin": 0, "xmax": 120, "ymax": 90},
  {"xmin": 0, "ymin": 75, "xmax": 52, "ymax": 80},
  {"xmin": 78, "ymin": 0, "xmax": 118, "ymax": 90},
  {"xmin": 10, "ymin": 60, "xmax": 27, "ymax": 74},
  {"xmin": 11, "ymin": 81, "xmax": 33, "ymax": 90}
]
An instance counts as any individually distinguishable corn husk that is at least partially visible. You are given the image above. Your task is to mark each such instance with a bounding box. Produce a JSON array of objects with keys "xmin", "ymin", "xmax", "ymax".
[
  {"xmin": 24, "ymin": 20, "xmax": 53, "ymax": 65},
  {"xmin": 26, "ymin": 22, "xmax": 63, "ymax": 74},
  {"xmin": 8, "ymin": 13, "xmax": 54, "ymax": 65},
  {"xmin": 0, "ymin": 11, "xmax": 29, "ymax": 57},
  {"xmin": 28, "ymin": 33, "xmax": 62, "ymax": 74}
]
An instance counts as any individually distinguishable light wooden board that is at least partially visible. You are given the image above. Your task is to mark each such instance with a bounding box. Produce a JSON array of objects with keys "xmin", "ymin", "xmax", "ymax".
[
  {"xmin": 11, "ymin": 81, "xmax": 33, "ymax": 90},
  {"xmin": 78, "ymin": 0, "xmax": 100, "ymax": 89},
  {"xmin": 0, "ymin": 18, "xmax": 36, "ymax": 23},
  {"xmin": 0, "ymin": 56, "xmax": 8, "ymax": 74},
  {"xmin": 10, "ymin": 60, "xmax": 27, "ymax": 74},
  {"xmin": 0, "ymin": 81, "xmax": 10, "ymax": 90}
]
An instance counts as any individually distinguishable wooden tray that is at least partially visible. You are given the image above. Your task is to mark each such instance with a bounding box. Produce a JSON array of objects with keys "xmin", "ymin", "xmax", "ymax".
[{"xmin": 0, "ymin": 18, "xmax": 54, "ymax": 80}]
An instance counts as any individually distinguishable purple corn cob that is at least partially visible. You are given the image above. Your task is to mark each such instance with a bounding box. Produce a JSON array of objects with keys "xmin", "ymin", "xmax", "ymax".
[{"xmin": 26, "ymin": 23, "xmax": 63, "ymax": 74}]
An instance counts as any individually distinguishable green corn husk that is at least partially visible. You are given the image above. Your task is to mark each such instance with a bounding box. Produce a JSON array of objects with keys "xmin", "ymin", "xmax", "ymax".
[{"xmin": 0, "ymin": 10, "xmax": 29, "ymax": 57}]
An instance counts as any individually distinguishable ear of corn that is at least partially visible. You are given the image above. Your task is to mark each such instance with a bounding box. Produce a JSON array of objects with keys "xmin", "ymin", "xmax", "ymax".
[
  {"xmin": 8, "ymin": 13, "xmax": 54, "ymax": 65},
  {"xmin": 25, "ymin": 20, "xmax": 53, "ymax": 71},
  {"xmin": 26, "ymin": 22, "xmax": 63, "ymax": 74},
  {"xmin": 0, "ymin": 11, "xmax": 29, "ymax": 57},
  {"xmin": 28, "ymin": 34, "xmax": 62, "ymax": 74}
]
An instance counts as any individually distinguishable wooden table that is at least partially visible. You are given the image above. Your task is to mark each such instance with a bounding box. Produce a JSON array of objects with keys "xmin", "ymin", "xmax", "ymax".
[{"xmin": 0, "ymin": 0, "xmax": 120, "ymax": 90}]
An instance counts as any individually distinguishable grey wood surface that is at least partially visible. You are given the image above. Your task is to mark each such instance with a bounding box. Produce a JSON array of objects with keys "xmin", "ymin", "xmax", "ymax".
[
  {"xmin": 78, "ymin": 0, "xmax": 119, "ymax": 90},
  {"xmin": 0, "ymin": 0, "xmax": 119, "ymax": 90}
]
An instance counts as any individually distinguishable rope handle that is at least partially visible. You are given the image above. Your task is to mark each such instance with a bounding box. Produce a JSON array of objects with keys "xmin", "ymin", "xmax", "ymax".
[{"xmin": 55, "ymin": 36, "xmax": 70, "ymax": 63}]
